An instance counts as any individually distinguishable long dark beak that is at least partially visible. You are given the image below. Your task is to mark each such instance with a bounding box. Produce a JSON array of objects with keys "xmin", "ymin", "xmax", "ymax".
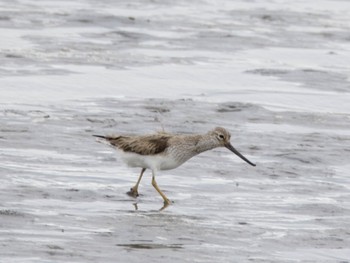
[{"xmin": 225, "ymin": 143, "xmax": 256, "ymax": 166}]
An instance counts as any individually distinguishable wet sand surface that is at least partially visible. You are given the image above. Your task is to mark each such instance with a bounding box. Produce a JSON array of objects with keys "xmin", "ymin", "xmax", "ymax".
[
  {"xmin": 1, "ymin": 99, "xmax": 350, "ymax": 262},
  {"xmin": 1, "ymin": 0, "xmax": 350, "ymax": 262}
]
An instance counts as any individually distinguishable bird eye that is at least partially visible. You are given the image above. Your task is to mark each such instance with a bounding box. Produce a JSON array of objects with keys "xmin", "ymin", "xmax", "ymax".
[{"xmin": 219, "ymin": 134, "xmax": 224, "ymax": 140}]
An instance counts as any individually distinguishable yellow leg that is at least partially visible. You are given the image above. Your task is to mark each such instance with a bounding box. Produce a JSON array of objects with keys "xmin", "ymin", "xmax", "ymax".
[
  {"xmin": 151, "ymin": 173, "xmax": 171, "ymax": 206},
  {"xmin": 127, "ymin": 168, "xmax": 146, "ymax": 197}
]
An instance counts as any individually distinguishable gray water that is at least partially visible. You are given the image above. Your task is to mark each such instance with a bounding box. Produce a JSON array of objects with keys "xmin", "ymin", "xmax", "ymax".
[{"xmin": 1, "ymin": 0, "xmax": 350, "ymax": 262}]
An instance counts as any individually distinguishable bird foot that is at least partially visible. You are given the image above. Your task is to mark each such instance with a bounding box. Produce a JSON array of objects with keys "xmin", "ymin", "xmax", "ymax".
[
  {"xmin": 127, "ymin": 187, "xmax": 139, "ymax": 198},
  {"xmin": 164, "ymin": 199, "xmax": 172, "ymax": 205},
  {"xmin": 159, "ymin": 199, "xmax": 172, "ymax": 211}
]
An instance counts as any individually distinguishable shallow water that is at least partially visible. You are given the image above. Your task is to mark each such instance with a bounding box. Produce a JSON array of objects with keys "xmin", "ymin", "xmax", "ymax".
[{"xmin": 1, "ymin": 0, "xmax": 350, "ymax": 262}]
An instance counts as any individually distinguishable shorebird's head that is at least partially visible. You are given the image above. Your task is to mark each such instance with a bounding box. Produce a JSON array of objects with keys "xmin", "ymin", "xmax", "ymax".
[{"xmin": 211, "ymin": 127, "xmax": 256, "ymax": 167}]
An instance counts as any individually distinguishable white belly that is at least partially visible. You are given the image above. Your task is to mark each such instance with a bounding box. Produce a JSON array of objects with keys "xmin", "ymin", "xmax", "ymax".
[{"xmin": 120, "ymin": 151, "xmax": 182, "ymax": 171}]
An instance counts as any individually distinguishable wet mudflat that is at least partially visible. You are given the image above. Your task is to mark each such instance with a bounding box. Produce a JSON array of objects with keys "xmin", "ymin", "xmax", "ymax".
[
  {"xmin": 1, "ymin": 99, "xmax": 349, "ymax": 262},
  {"xmin": 1, "ymin": 0, "xmax": 350, "ymax": 262}
]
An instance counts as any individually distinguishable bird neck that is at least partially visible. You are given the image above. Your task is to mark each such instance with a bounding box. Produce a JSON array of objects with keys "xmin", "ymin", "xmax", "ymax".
[{"xmin": 195, "ymin": 134, "xmax": 218, "ymax": 154}]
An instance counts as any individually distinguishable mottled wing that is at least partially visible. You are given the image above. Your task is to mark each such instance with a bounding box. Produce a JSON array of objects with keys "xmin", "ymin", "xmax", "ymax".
[{"xmin": 105, "ymin": 134, "xmax": 171, "ymax": 155}]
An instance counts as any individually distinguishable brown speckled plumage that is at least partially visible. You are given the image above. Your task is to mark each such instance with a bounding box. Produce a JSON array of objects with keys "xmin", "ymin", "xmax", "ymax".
[{"xmin": 102, "ymin": 134, "xmax": 172, "ymax": 155}]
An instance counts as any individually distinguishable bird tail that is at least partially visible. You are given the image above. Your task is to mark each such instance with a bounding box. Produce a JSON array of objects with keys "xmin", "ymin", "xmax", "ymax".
[{"xmin": 93, "ymin": 135, "xmax": 106, "ymax": 139}]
